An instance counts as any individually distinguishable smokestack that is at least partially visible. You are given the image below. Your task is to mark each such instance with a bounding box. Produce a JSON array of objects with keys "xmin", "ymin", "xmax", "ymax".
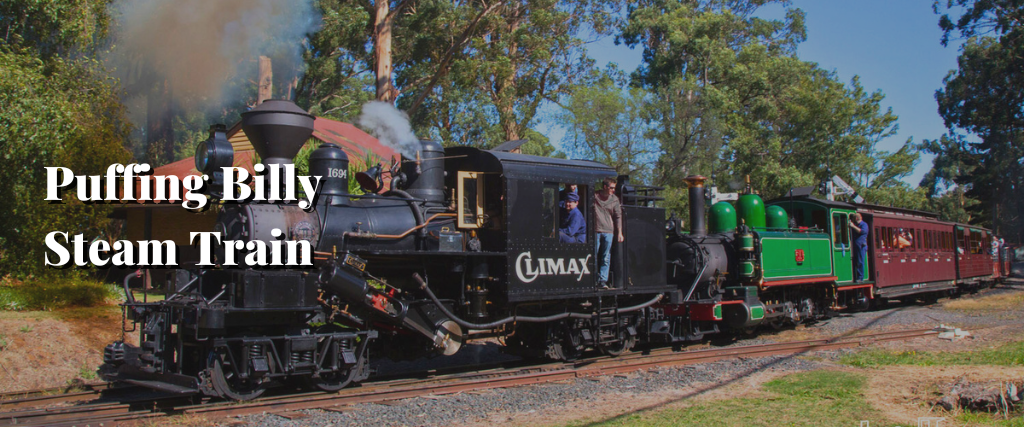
[
  {"xmin": 240, "ymin": 100, "xmax": 314, "ymax": 167},
  {"xmin": 684, "ymin": 175, "xmax": 708, "ymax": 237}
]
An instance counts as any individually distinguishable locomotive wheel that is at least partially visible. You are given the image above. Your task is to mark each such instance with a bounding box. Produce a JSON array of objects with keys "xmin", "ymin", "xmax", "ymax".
[
  {"xmin": 304, "ymin": 324, "xmax": 362, "ymax": 392},
  {"xmin": 767, "ymin": 317, "xmax": 788, "ymax": 330},
  {"xmin": 546, "ymin": 324, "xmax": 583, "ymax": 361},
  {"xmin": 209, "ymin": 354, "xmax": 266, "ymax": 401},
  {"xmin": 599, "ymin": 334, "xmax": 636, "ymax": 357},
  {"xmin": 304, "ymin": 366, "xmax": 356, "ymax": 392}
]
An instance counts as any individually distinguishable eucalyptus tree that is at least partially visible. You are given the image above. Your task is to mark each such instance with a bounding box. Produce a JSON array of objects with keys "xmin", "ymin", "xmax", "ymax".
[{"xmin": 932, "ymin": 0, "xmax": 1024, "ymax": 237}]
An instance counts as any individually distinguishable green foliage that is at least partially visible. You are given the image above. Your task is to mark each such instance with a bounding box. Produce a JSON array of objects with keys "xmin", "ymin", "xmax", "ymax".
[
  {"xmin": 0, "ymin": 275, "xmax": 121, "ymax": 311},
  {"xmin": 295, "ymin": 0, "xmax": 376, "ymax": 121},
  {"xmin": 557, "ymin": 68, "xmax": 658, "ymax": 179},
  {"xmin": 840, "ymin": 340, "xmax": 1024, "ymax": 368},
  {"xmin": 0, "ymin": 48, "xmax": 132, "ymax": 279},
  {"xmin": 0, "ymin": 334, "xmax": 6, "ymax": 350},
  {"xmin": 930, "ymin": 0, "xmax": 1024, "ymax": 238},
  {"xmin": 617, "ymin": 0, "xmax": 913, "ymax": 214},
  {"xmin": 0, "ymin": 0, "xmax": 112, "ymax": 57},
  {"xmin": 19, "ymin": 325, "xmax": 33, "ymax": 333},
  {"xmin": 400, "ymin": 0, "xmax": 613, "ymax": 150}
]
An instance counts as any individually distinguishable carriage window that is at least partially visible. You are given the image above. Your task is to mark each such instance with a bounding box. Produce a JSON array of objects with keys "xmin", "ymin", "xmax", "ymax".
[
  {"xmin": 916, "ymin": 229, "xmax": 922, "ymax": 250},
  {"xmin": 457, "ymin": 171, "xmax": 485, "ymax": 229},
  {"xmin": 874, "ymin": 227, "xmax": 881, "ymax": 249}
]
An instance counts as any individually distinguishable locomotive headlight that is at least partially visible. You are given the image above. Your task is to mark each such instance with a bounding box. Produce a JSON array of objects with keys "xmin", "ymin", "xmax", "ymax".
[
  {"xmin": 195, "ymin": 140, "xmax": 211, "ymax": 171},
  {"xmin": 195, "ymin": 125, "xmax": 234, "ymax": 200},
  {"xmin": 195, "ymin": 125, "xmax": 234, "ymax": 174}
]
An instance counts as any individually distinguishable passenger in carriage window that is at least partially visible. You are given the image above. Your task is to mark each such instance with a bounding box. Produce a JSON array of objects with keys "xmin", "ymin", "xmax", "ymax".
[{"xmin": 895, "ymin": 229, "xmax": 912, "ymax": 250}]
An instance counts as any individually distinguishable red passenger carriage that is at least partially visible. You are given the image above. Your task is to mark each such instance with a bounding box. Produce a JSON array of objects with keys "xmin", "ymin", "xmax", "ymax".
[{"xmin": 860, "ymin": 206, "xmax": 959, "ymax": 299}]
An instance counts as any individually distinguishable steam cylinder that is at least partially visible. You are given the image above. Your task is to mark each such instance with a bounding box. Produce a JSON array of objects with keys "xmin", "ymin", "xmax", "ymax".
[
  {"xmin": 737, "ymin": 194, "xmax": 766, "ymax": 229},
  {"xmin": 766, "ymin": 205, "xmax": 789, "ymax": 230},
  {"xmin": 401, "ymin": 140, "xmax": 445, "ymax": 205},
  {"xmin": 683, "ymin": 176, "xmax": 708, "ymax": 236},
  {"xmin": 709, "ymin": 202, "xmax": 737, "ymax": 234},
  {"xmin": 309, "ymin": 143, "xmax": 350, "ymax": 205}
]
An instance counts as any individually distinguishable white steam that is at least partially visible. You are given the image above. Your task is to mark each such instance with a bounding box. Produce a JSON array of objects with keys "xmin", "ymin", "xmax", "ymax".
[
  {"xmin": 109, "ymin": 0, "xmax": 320, "ymax": 107},
  {"xmin": 357, "ymin": 102, "xmax": 420, "ymax": 158}
]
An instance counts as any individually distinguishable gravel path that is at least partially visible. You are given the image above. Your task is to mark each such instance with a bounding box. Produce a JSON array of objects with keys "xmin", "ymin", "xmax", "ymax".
[
  {"xmin": 233, "ymin": 276, "xmax": 1024, "ymax": 427},
  {"xmin": 238, "ymin": 355, "xmax": 824, "ymax": 427}
]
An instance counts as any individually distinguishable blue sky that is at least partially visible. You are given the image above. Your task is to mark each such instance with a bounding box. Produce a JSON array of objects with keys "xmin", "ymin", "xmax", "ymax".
[{"xmin": 542, "ymin": 0, "xmax": 962, "ymax": 187}]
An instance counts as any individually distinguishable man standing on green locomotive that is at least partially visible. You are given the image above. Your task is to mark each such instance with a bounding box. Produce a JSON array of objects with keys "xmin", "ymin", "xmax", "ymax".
[
  {"xmin": 849, "ymin": 213, "xmax": 868, "ymax": 282},
  {"xmin": 594, "ymin": 178, "xmax": 623, "ymax": 289}
]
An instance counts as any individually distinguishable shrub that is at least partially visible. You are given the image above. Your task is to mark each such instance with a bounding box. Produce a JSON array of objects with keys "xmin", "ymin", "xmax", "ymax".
[{"xmin": 0, "ymin": 275, "xmax": 121, "ymax": 310}]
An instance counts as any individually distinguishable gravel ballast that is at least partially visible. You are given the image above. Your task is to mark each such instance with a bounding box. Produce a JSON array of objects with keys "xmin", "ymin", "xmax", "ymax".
[{"xmin": 235, "ymin": 278, "xmax": 1024, "ymax": 427}]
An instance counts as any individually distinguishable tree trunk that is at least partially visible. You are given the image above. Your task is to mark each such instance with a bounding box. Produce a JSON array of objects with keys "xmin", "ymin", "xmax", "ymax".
[
  {"xmin": 146, "ymin": 79, "xmax": 174, "ymax": 164},
  {"xmin": 374, "ymin": 1, "xmax": 395, "ymax": 103},
  {"xmin": 258, "ymin": 56, "xmax": 273, "ymax": 104},
  {"xmin": 494, "ymin": 6, "xmax": 521, "ymax": 142}
]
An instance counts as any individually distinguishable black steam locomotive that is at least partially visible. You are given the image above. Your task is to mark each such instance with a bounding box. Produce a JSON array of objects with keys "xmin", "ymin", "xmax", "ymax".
[{"xmin": 97, "ymin": 100, "xmax": 842, "ymax": 400}]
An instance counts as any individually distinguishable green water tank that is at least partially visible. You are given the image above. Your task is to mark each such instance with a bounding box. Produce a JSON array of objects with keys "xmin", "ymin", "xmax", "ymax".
[
  {"xmin": 709, "ymin": 202, "xmax": 737, "ymax": 233},
  {"xmin": 737, "ymin": 194, "xmax": 766, "ymax": 229},
  {"xmin": 766, "ymin": 205, "xmax": 789, "ymax": 230}
]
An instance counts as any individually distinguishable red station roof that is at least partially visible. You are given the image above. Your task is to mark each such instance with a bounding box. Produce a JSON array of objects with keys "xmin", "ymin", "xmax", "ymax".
[{"xmin": 120, "ymin": 116, "xmax": 393, "ymax": 205}]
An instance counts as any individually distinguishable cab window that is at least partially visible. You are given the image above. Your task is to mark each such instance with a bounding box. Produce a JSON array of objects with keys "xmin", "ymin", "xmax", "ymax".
[
  {"xmin": 457, "ymin": 171, "xmax": 485, "ymax": 228},
  {"xmin": 832, "ymin": 213, "xmax": 850, "ymax": 248},
  {"xmin": 541, "ymin": 183, "xmax": 559, "ymax": 238}
]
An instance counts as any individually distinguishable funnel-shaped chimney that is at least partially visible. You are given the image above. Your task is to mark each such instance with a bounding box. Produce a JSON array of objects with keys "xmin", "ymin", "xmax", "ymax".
[{"xmin": 241, "ymin": 100, "xmax": 314, "ymax": 166}]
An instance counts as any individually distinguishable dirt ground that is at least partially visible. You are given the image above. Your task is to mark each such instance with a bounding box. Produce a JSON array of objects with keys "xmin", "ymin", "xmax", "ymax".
[
  {"xmin": 0, "ymin": 306, "xmax": 132, "ymax": 393},
  {"xmin": 864, "ymin": 365, "xmax": 1024, "ymax": 423}
]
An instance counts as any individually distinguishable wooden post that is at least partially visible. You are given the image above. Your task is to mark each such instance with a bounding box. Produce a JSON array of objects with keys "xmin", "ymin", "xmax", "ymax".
[{"xmin": 258, "ymin": 56, "xmax": 273, "ymax": 104}]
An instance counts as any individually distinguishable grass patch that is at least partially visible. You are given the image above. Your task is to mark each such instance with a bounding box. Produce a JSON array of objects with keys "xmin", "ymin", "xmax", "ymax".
[
  {"xmin": 565, "ymin": 371, "xmax": 888, "ymax": 427},
  {"xmin": 958, "ymin": 412, "xmax": 1024, "ymax": 427},
  {"xmin": 0, "ymin": 275, "xmax": 123, "ymax": 311},
  {"xmin": 0, "ymin": 333, "xmax": 6, "ymax": 350},
  {"xmin": 840, "ymin": 341, "xmax": 1024, "ymax": 368},
  {"xmin": 944, "ymin": 292, "xmax": 1024, "ymax": 314},
  {"xmin": 78, "ymin": 364, "xmax": 98, "ymax": 380}
]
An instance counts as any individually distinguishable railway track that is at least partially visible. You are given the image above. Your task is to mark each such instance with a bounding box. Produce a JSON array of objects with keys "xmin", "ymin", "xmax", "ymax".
[{"xmin": 0, "ymin": 327, "xmax": 937, "ymax": 426}]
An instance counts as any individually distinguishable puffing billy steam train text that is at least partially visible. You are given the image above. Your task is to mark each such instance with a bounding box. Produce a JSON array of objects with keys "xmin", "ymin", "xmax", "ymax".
[{"xmin": 100, "ymin": 100, "xmax": 1012, "ymax": 400}]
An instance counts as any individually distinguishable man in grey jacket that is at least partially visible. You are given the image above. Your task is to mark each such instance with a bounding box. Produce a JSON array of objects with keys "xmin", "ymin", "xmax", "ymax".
[{"xmin": 593, "ymin": 177, "xmax": 622, "ymax": 289}]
